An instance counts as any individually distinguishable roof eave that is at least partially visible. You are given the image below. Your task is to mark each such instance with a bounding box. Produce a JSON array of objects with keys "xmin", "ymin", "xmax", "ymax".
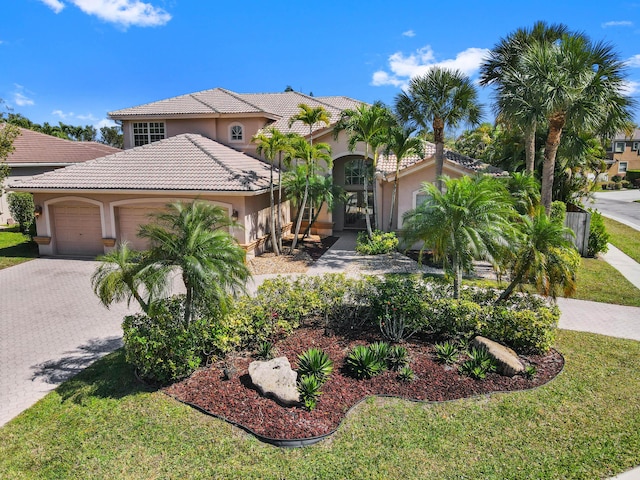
[{"xmin": 7, "ymin": 187, "xmax": 271, "ymax": 196}]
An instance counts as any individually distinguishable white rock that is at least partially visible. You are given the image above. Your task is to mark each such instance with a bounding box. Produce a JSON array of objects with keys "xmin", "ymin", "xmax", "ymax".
[{"xmin": 248, "ymin": 357, "xmax": 300, "ymax": 406}]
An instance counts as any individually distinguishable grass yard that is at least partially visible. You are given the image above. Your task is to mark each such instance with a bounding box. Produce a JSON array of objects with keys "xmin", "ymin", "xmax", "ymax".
[
  {"xmin": 0, "ymin": 330, "xmax": 638, "ymax": 479},
  {"xmin": 0, "ymin": 226, "xmax": 38, "ymax": 270},
  {"xmin": 603, "ymin": 217, "xmax": 640, "ymax": 264}
]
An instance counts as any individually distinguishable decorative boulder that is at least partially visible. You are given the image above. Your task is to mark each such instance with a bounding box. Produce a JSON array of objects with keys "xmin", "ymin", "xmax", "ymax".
[
  {"xmin": 472, "ymin": 336, "xmax": 525, "ymax": 377},
  {"xmin": 248, "ymin": 357, "xmax": 300, "ymax": 406}
]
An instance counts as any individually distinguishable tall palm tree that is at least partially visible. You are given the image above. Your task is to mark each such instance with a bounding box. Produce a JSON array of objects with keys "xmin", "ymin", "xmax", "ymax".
[
  {"xmin": 91, "ymin": 242, "xmax": 169, "ymax": 314},
  {"xmin": 480, "ymin": 21, "xmax": 569, "ymax": 174},
  {"xmin": 395, "ymin": 67, "xmax": 482, "ymax": 192},
  {"xmin": 333, "ymin": 102, "xmax": 394, "ymax": 236},
  {"xmin": 252, "ymin": 127, "xmax": 290, "ymax": 255},
  {"xmin": 138, "ymin": 201, "xmax": 250, "ymax": 325},
  {"xmin": 385, "ymin": 124, "xmax": 424, "ymax": 230},
  {"xmin": 497, "ymin": 207, "xmax": 580, "ymax": 302},
  {"xmin": 492, "ymin": 31, "xmax": 635, "ymax": 212},
  {"xmin": 288, "ymin": 104, "xmax": 332, "ymax": 229},
  {"xmin": 302, "ymin": 174, "xmax": 345, "ymax": 239},
  {"xmin": 287, "ymin": 137, "xmax": 332, "ymax": 251},
  {"xmin": 402, "ymin": 175, "xmax": 515, "ymax": 299}
]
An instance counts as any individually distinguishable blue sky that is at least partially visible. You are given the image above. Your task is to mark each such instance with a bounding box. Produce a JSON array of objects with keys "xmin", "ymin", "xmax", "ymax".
[{"xmin": 2, "ymin": 0, "xmax": 640, "ymax": 133}]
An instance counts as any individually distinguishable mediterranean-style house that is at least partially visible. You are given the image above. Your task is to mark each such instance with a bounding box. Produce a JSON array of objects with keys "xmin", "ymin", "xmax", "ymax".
[
  {"xmin": 0, "ymin": 127, "xmax": 120, "ymax": 225},
  {"xmin": 605, "ymin": 129, "xmax": 640, "ymax": 180},
  {"xmin": 10, "ymin": 88, "xmax": 499, "ymax": 257}
]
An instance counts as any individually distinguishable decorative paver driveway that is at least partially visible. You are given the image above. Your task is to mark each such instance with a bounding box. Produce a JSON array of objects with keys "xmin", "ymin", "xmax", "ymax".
[{"xmin": 0, "ymin": 258, "xmax": 135, "ymax": 426}]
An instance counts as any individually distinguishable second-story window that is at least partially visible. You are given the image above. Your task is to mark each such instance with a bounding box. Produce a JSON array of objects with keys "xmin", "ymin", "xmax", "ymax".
[
  {"xmin": 230, "ymin": 124, "xmax": 243, "ymax": 142},
  {"xmin": 133, "ymin": 122, "xmax": 165, "ymax": 146},
  {"xmin": 614, "ymin": 141, "xmax": 625, "ymax": 153}
]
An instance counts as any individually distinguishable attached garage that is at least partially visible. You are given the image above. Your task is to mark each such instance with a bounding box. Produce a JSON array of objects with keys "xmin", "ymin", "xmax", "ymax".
[
  {"xmin": 52, "ymin": 203, "xmax": 103, "ymax": 256},
  {"xmin": 116, "ymin": 205, "xmax": 165, "ymax": 251}
]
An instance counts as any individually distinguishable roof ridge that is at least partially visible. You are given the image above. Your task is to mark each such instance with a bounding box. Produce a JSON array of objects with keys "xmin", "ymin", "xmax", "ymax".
[
  {"xmin": 219, "ymin": 88, "xmax": 265, "ymax": 114},
  {"xmin": 184, "ymin": 134, "xmax": 237, "ymax": 178},
  {"xmin": 189, "ymin": 93, "xmax": 220, "ymax": 113},
  {"xmin": 290, "ymin": 92, "xmax": 342, "ymax": 113}
]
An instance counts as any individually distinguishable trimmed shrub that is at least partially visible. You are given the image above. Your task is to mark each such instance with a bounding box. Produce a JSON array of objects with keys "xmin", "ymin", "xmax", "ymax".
[
  {"xmin": 122, "ymin": 296, "xmax": 213, "ymax": 384},
  {"xmin": 625, "ymin": 170, "xmax": 640, "ymax": 187},
  {"xmin": 355, "ymin": 230, "xmax": 399, "ymax": 255},
  {"xmin": 427, "ymin": 299, "xmax": 485, "ymax": 339},
  {"xmin": 587, "ymin": 209, "xmax": 609, "ymax": 257},
  {"xmin": 550, "ymin": 201, "xmax": 567, "ymax": 224},
  {"xmin": 7, "ymin": 192, "xmax": 35, "ymax": 235}
]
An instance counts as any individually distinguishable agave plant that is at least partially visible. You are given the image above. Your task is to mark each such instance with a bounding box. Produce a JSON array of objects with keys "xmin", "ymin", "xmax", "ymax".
[
  {"xmin": 387, "ymin": 345, "xmax": 409, "ymax": 371},
  {"xmin": 397, "ymin": 366, "xmax": 415, "ymax": 382},
  {"xmin": 297, "ymin": 348, "xmax": 333, "ymax": 383},
  {"xmin": 297, "ymin": 375, "xmax": 323, "ymax": 411},
  {"xmin": 434, "ymin": 341, "xmax": 460, "ymax": 365},
  {"xmin": 346, "ymin": 345, "xmax": 385, "ymax": 379},
  {"xmin": 459, "ymin": 347, "xmax": 496, "ymax": 379},
  {"xmin": 256, "ymin": 341, "xmax": 276, "ymax": 360},
  {"xmin": 368, "ymin": 341, "xmax": 391, "ymax": 364}
]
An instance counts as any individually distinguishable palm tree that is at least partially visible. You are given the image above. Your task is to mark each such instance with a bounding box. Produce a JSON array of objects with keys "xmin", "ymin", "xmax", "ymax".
[
  {"xmin": 91, "ymin": 242, "xmax": 169, "ymax": 314},
  {"xmin": 138, "ymin": 201, "xmax": 250, "ymax": 325},
  {"xmin": 385, "ymin": 124, "xmax": 424, "ymax": 230},
  {"xmin": 288, "ymin": 104, "xmax": 332, "ymax": 231},
  {"xmin": 333, "ymin": 102, "xmax": 394, "ymax": 236},
  {"xmin": 252, "ymin": 127, "xmax": 290, "ymax": 255},
  {"xmin": 480, "ymin": 21, "xmax": 569, "ymax": 174},
  {"xmin": 395, "ymin": 67, "xmax": 482, "ymax": 192},
  {"xmin": 505, "ymin": 171, "xmax": 541, "ymax": 216},
  {"xmin": 491, "ymin": 31, "xmax": 635, "ymax": 212},
  {"xmin": 302, "ymin": 174, "xmax": 345, "ymax": 239},
  {"xmin": 402, "ymin": 175, "xmax": 515, "ymax": 299},
  {"xmin": 287, "ymin": 137, "xmax": 332, "ymax": 251},
  {"xmin": 497, "ymin": 207, "xmax": 580, "ymax": 302}
]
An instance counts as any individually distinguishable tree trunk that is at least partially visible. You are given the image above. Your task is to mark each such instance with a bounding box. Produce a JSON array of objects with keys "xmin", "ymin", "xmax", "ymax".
[
  {"xmin": 452, "ymin": 258, "xmax": 462, "ymax": 300},
  {"xmin": 270, "ymin": 162, "xmax": 279, "ymax": 255},
  {"xmin": 277, "ymin": 154, "xmax": 283, "ymax": 252},
  {"xmin": 290, "ymin": 182, "xmax": 308, "ymax": 252},
  {"xmin": 495, "ymin": 272, "xmax": 524, "ymax": 303},
  {"xmin": 541, "ymin": 113, "xmax": 566, "ymax": 213},
  {"xmin": 524, "ymin": 120, "xmax": 537, "ymax": 174},
  {"xmin": 362, "ymin": 156, "xmax": 373, "ymax": 237},
  {"xmin": 388, "ymin": 169, "xmax": 399, "ymax": 231},
  {"xmin": 302, "ymin": 201, "xmax": 325, "ymax": 238},
  {"xmin": 433, "ymin": 118, "xmax": 445, "ymax": 192}
]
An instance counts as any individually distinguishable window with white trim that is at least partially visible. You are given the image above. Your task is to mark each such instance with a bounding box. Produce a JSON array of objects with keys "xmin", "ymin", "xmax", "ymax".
[
  {"xmin": 229, "ymin": 124, "xmax": 244, "ymax": 142},
  {"xmin": 619, "ymin": 162, "xmax": 628, "ymax": 173},
  {"xmin": 133, "ymin": 122, "xmax": 165, "ymax": 146},
  {"xmin": 614, "ymin": 141, "xmax": 625, "ymax": 153},
  {"xmin": 633, "ymin": 142, "xmax": 640, "ymax": 151},
  {"xmin": 413, "ymin": 191, "xmax": 428, "ymax": 208}
]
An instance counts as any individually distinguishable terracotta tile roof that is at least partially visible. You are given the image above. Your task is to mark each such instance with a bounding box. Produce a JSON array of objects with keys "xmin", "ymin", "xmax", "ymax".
[
  {"xmin": 10, "ymin": 134, "xmax": 276, "ymax": 193},
  {"xmin": 109, "ymin": 88, "xmax": 364, "ymax": 137},
  {"xmin": 377, "ymin": 142, "xmax": 506, "ymax": 176},
  {"xmin": 5, "ymin": 127, "xmax": 121, "ymax": 165}
]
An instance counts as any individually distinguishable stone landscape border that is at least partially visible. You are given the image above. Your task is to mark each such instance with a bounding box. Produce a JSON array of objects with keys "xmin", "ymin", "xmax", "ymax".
[{"xmin": 164, "ymin": 350, "xmax": 565, "ymax": 448}]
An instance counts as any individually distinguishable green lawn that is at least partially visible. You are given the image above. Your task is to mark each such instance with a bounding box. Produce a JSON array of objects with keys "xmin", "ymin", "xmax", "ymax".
[
  {"xmin": 0, "ymin": 226, "xmax": 38, "ymax": 270},
  {"xmin": 0, "ymin": 330, "xmax": 638, "ymax": 479},
  {"xmin": 603, "ymin": 217, "xmax": 640, "ymax": 263}
]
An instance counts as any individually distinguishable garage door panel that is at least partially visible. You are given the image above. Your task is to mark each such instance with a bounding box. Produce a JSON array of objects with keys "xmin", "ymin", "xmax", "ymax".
[
  {"xmin": 53, "ymin": 204, "xmax": 103, "ymax": 256},
  {"xmin": 117, "ymin": 206, "xmax": 165, "ymax": 251}
]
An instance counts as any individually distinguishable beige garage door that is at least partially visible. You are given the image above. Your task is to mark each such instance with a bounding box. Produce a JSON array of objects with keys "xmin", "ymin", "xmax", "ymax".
[
  {"xmin": 53, "ymin": 204, "xmax": 103, "ymax": 256},
  {"xmin": 117, "ymin": 206, "xmax": 164, "ymax": 251}
]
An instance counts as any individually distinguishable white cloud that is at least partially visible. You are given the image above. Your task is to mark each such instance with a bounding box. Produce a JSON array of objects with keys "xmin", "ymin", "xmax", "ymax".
[
  {"xmin": 52, "ymin": 109, "xmax": 73, "ymax": 119},
  {"xmin": 77, "ymin": 113, "xmax": 98, "ymax": 121},
  {"xmin": 39, "ymin": 0, "xmax": 65, "ymax": 13},
  {"xmin": 14, "ymin": 93, "xmax": 35, "ymax": 106},
  {"xmin": 402, "ymin": 30, "xmax": 415, "ymax": 38},
  {"xmin": 69, "ymin": 0, "xmax": 171, "ymax": 27},
  {"xmin": 628, "ymin": 54, "xmax": 640, "ymax": 67},
  {"xmin": 96, "ymin": 118, "xmax": 117, "ymax": 129},
  {"xmin": 602, "ymin": 20, "xmax": 633, "ymax": 28},
  {"xmin": 620, "ymin": 80, "xmax": 640, "ymax": 95},
  {"xmin": 372, "ymin": 45, "xmax": 490, "ymax": 88}
]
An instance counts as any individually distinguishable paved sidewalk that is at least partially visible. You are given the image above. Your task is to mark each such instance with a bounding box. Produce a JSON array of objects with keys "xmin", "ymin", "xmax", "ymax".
[{"xmin": 601, "ymin": 244, "xmax": 640, "ymax": 290}]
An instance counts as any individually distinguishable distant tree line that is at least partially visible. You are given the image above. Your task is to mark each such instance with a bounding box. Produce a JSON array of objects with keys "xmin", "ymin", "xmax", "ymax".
[{"xmin": 3, "ymin": 112, "xmax": 123, "ymax": 149}]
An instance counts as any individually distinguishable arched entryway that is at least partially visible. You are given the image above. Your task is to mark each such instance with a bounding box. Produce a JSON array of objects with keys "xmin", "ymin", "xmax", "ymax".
[{"xmin": 332, "ymin": 155, "xmax": 373, "ymax": 231}]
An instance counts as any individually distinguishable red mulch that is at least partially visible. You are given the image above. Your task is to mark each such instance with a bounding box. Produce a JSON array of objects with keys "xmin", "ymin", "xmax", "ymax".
[{"xmin": 164, "ymin": 327, "xmax": 564, "ymax": 442}]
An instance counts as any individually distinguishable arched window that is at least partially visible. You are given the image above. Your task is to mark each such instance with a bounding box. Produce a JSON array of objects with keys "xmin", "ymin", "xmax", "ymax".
[
  {"xmin": 344, "ymin": 159, "xmax": 371, "ymax": 185},
  {"xmin": 229, "ymin": 124, "xmax": 244, "ymax": 142}
]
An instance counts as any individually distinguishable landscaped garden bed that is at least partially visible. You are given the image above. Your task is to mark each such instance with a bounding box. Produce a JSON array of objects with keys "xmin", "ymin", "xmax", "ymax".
[{"xmin": 165, "ymin": 325, "xmax": 563, "ymax": 444}]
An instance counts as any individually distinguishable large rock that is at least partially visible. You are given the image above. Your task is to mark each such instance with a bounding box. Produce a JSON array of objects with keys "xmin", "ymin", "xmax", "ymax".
[
  {"xmin": 472, "ymin": 336, "xmax": 525, "ymax": 377},
  {"xmin": 248, "ymin": 357, "xmax": 300, "ymax": 406}
]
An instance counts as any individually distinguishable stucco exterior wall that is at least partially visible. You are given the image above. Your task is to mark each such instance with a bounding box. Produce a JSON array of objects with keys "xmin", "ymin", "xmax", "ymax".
[{"xmin": 30, "ymin": 191, "xmax": 281, "ymax": 257}]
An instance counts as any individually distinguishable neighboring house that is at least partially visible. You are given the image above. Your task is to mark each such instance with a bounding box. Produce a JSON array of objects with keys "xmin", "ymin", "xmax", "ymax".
[
  {"xmin": 11, "ymin": 87, "xmax": 497, "ymax": 257},
  {"xmin": 0, "ymin": 127, "xmax": 120, "ymax": 224},
  {"xmin": 605, "ymin": 129, "xmax": 640, "ymax": 180}
]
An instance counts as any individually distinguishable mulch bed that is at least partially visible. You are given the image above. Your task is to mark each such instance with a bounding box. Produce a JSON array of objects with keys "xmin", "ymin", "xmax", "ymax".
[
  {"xmin": 246, "ymin": 236, "xmax": 340, "ymax": 275},
  {"xmin": 165, "ymin": 326, "xmax": 564, "ymax": 442}
]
